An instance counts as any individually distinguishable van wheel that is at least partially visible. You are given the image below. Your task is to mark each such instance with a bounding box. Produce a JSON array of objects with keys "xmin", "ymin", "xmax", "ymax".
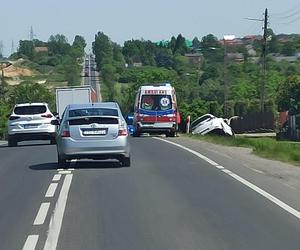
[
  {"xmin": 8, "ymin": 136, "xmax": 17, "ymax": 147},
  {"xmin": 166, "ymin": 131, "xmax": 175, "ymax": 137},
  {"xmin": 121, "ymin": 156, "xmax": 131, "ymax": 167},
  {"xmin": 133, "ymin": 131, "xmax": 140, "ymax": 137},
  {"xmin": 50, "ymin": 137, "xmax": 56, "ymax": 145},
  {"xmin": 58, "ymin": 154, "xmax": 68, "ymax": 168}
]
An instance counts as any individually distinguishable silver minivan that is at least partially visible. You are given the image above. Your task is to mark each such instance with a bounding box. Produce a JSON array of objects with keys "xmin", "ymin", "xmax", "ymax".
[{"xmin": 53, "ymin": 102, "xmax": 130, "ymax": 167}]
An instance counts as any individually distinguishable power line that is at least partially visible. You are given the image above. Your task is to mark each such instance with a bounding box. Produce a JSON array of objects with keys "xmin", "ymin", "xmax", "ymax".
[
  {"xmin": 272, "ymin": 3, "xmax": 300, "ymax": 16},
  {"xmin": 281, "ymin": 16, "xmax": 300, "ymax": 25},
  {"xmin": 272, "ymin": 9, "xmax": 300, "ymax": 21}
]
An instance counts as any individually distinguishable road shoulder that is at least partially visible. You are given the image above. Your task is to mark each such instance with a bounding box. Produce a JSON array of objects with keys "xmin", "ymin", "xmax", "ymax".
[{"xmin": 164, "ymin": 136, "xmax": 300, "ymax": 212}]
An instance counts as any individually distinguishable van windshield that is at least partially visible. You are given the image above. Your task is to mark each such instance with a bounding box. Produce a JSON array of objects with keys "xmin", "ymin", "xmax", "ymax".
[{"xmin": 141, "ymin": 95, "xmax": 172, "ymax": 111}]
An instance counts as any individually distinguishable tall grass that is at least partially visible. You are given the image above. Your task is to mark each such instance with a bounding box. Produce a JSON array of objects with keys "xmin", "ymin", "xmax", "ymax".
[{"xmin": 187, "ymin": 135, "xmax": 300, "ymax": 166}]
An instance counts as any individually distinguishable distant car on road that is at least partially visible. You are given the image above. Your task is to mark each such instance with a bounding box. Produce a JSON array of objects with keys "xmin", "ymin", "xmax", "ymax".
[
  {"xmin": 53, "ymin": 102, "xmax": 130, "ymax": 167},
  {"xmin": 125, "ymin": 114, "xmax": 136, "ymax": 135},
  {"xmin": 7, "ymin": 103, "xmax": 57, "ymax": 147}
]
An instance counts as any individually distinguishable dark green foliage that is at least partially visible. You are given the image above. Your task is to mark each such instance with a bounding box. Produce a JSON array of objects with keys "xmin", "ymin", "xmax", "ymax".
[
  {"xmin": 18, "ymin": 40, "xmax": 35, "ymax": 59},
  {"xmin": 9, "ymin": 82, "xmax": 55, "ymax": 109},
  {"xmin": 234, "ymin": 101, "xmax": 248, "ymax": 117},
  {"xmin": 276, "ymin": 76, "xmax": 300, "ymax": 113},
  {"xmin": 48, "ymin": 34, "xmax": 71, "ymax": 56},
  {"xmin": 93, "ymin": 32, "xmax": 113, "ymax": 70}
]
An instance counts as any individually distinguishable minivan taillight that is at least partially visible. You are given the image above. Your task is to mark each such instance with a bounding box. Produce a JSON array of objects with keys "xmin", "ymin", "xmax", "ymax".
[
  {"xmin": 41, "ymin": 114, "xmax": 53, "ymax": 118},
  {"xmin": 61, "ymin": 131, "xmax": 70, "ymax": 137},
  {"xmin": 61, "ymin": 122, "xmax": 70, "ymax": 137},
  {"xmin": 118, "ymin": 128, "xmax": 128, "ymax": 136},
  {"xmin": 9, "ymin": 116, "xmax": 20, "ymax": 121}
]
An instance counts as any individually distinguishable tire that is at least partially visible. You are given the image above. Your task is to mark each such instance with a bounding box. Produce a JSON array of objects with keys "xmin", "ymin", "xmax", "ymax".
[
  {"xmin": 121, "ymin": 156, "xmax": 131, "ymax": 167},
  {"xmin": 166, "ymin": 131, "xmax": 175, "ymax": 137},
  {"xmin": 133, "ymin": 131, "xmax": 140, "ymax": 137},
  {"xmin": 58, "ymin": 154, "xmax": 68, "ymax": 168},
  {"xmin": 8, "ymin": 136, "xmax": 17, "ymax": 147},
  {"xmin": 50, "ymin": 137, "xmax": 56, "ymax": 145}
]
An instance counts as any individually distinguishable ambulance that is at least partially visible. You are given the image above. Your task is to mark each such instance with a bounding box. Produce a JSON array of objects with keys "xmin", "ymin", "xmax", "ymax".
[{"xmin": 133, "ymin": 83, "xmax": 180, "ymax": 137}]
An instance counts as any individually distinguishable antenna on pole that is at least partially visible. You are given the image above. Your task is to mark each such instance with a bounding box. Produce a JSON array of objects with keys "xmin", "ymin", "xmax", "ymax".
[
  {"xmin": 0, "ymin": 41, "xmax": 3, "ymax": 57},
  {"xmin": 11, "ymin": 40, "xmax": 15, "ymax": 55},
  {"xmin": 30, "ymin": 26, "xmax": 35, "ymax": 41}
]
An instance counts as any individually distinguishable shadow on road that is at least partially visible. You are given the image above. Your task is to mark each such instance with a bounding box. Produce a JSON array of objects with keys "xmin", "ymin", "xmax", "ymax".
[
  {"xmin": 29, "ymin": 160, "xmax": 122, "ymax": 171},
  {"xmin": 0, "ymin": 141, "xmax": 53, "ymax": 148}
]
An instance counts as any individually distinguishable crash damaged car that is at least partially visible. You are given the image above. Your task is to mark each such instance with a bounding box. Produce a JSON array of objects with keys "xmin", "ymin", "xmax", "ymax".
[{"xmin": 191, "ymin": 114, "xmax": 234, "ymax": 136}]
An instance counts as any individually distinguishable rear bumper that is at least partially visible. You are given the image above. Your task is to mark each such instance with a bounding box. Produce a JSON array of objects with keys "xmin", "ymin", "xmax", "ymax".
[
  {"xmin": 9, "ymin": 132, "xmax": 56, "ymax": 141},
  {"xmin": 137, "ymin": 122, "xmax": 176, "ymax": 134},
  {"xmin": 57, "ymin": 137, "xmax": 130, "ymax": 159},
  {"xmin": 8, "ymin": 124, "xmax": 56, "ymax": 136}
]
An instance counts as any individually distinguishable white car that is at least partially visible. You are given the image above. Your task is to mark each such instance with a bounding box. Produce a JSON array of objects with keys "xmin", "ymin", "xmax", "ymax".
[
  {"xmin": 7, "ymin": 103, "xmax": 57, "ymax": 147},
  {"xmin": 191, "ymin": 114, "xmax": 234, "ymax": 136}
]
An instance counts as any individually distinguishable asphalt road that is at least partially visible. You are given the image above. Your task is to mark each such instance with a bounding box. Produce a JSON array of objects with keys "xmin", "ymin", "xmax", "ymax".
[{"xmin": 0, "ymin": 138, "xmax": 300, "ymax": 250}]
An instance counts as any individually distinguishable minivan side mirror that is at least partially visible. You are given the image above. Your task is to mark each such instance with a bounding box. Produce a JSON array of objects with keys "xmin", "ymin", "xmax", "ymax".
[{"xmin": 51, "ymin": 119, "xmax": 60, "ymax": 126}]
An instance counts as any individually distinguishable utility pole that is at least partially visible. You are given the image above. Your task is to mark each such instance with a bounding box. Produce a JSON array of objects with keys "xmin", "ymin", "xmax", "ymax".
[
  {"xmin": 223, "ymin": 38, "xmax": 228, "ymax": 117},
  {"xmin": 30, "ymin": 26, "xmax": 35, "ymax": 41},
  {"xmin": 11, "ymin": 40, "xmax": 15, "ymax": 55},
  {"xmin": 261, "ymin": 8, "xmax": 268, "ymax": 113},
  {"xmin": 0, "ymin": 41, "xmax": 3, "ymax": 57}
]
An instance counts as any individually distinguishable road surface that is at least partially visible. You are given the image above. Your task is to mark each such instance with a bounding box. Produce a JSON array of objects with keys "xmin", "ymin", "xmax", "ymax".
[{"xmin": 0, "ymin": 138, "xmax": 300, "ymax": 250}]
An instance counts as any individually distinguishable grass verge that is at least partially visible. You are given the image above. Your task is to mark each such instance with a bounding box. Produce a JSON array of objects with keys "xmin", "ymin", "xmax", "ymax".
[{"xmin": 184, "ymin": 134, "xmax": 300, "ymax": 167}]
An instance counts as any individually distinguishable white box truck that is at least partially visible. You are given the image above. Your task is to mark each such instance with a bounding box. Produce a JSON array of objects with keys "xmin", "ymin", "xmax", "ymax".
[{"xmin": 56, "ymin": 86, "xmax": 97, "ymax": 117}]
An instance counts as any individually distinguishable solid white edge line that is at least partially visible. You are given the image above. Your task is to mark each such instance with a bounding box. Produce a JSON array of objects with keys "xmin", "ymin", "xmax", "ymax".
[
  {"xmin": 43, "ymin": 174, "xmax": 73, "ymax": 250},
  {"xmin": 45, "ymin": 183, "xmax": 58, "ymax": 198},
  {"xmin": 33, "ymin": 203, "xmax": 50, "ymax": 225},
  {"xmin": 23, "ymin": 235, "xmax": 39, "ymax": 250},
  {"xmin": 154, "ymin": 137, "xmax": 300, "ymax": 220},
  {"xmin": 52, "ymin": 174, "xmax": 61, "ymax": 182}
]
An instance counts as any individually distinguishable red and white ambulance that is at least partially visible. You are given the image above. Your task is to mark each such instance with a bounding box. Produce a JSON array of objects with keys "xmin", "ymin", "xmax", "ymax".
[{"xmin": 133, "ymin": 83, "xmax": 180, "ymax": 137}]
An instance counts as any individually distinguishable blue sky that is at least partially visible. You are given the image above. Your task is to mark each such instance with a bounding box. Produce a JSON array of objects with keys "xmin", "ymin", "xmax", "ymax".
[{"xmin": 1, "ymin": 0, "xmax": 300, "ymax": 56}]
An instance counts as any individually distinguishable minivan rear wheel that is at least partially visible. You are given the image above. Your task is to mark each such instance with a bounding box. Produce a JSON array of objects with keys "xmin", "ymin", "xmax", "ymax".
[
  {"xmin": 50, "ymin": 137, "xmax": 56, "ymax": 145},
  {"xmin": 58, "ymin": 154, "xmax": 68, "ymax": 168},
  {"xmin": 121, "ymin": 156, "xmax": 131, "ymax": 167},
  {"xmin": 8, "ymin": 136, "xmax": 17, "ymax": 147}
]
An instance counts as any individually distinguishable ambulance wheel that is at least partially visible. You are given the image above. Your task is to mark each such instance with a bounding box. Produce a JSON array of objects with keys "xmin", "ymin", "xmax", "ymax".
[{"xmin": 166, "ymin": 131, "xmax": 175, "ymax": 137}]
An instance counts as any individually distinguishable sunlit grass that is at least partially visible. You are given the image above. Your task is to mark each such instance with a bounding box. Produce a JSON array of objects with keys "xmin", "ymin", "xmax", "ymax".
[{"xmin": 185, "ymin": 134, "xmax": 300, "ymax": 167}]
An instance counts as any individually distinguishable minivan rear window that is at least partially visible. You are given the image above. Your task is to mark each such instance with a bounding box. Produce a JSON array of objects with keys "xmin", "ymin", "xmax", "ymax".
[
  {"xmin": 69, "ymin": 117, "xmax": 119, "ymax": 125},
  {"xmin": 14, "ymin": 105, "xmax": 47, "ymax": 115},
  {"xmin": 69, "ymin": 108, "xmax": 118, "ymax": 117}
]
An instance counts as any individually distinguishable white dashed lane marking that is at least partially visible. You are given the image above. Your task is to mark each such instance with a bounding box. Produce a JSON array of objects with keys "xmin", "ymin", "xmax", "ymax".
[
  {"xmin": 33, "ymin": 202, "xmax": 50, "ymax": 225},
  {"xmin": 155, "ymin": 137, "xmax": 300, "ymax": 220},
  {"xmin": 43, "ymin": 174, "xmax": 73, "ymax": 250},
  {"xmin": 22, "ymin": 164, "xmax": 75, "ymax": 250},
  {"xmin": 52, "ymin": 174, "xmax": 61, "ymax": 182},
  {"xmin": 23, "ymin": 235, "xmax": 39, "ymax": 250},
  {"xmin": 45, "ymin": 183, "xmax": 58, "ymax": 198}
]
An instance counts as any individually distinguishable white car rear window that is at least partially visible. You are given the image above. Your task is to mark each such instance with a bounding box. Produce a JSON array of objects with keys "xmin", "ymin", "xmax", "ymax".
[{"xmin": 14, "ymin": 105, "xmax": 47, "ymax": 115}]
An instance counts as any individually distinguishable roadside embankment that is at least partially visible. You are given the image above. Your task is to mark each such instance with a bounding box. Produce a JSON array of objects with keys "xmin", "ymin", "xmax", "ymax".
[{"xmin": 182, "ymin": 134, "xmax": 300, "ymax": 167}]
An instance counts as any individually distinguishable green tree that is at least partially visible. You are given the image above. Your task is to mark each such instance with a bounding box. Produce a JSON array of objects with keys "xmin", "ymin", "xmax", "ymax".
[
  {"xmin": 174, "ymin": 34, "xmax": 188, "ymax": 55},
  {"xmin": 276, "ymin": 76, "xmax": 300, "ymax": 112},
  {"xmin": 48, "ymin": 34, "xmax": 71, "ymax": 56},
  {"xmin": 93, "ymin": 32, "xmax": 113, "ymax": 70},
  {"xmin": 18, "ymin": 40, "xmax": 34, "ymax": 59},
  {"xmin": 9, "ymin": 82, "xmax": 55, "ymax": 110},
  {"xmin": 192, "ymin": 37, "xmax": 201, "ymax": 50}
]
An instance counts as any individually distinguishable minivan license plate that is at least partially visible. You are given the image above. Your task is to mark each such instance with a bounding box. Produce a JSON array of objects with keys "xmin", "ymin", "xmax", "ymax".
[{"xmin": 83, "ymin": 129, "xmax": 107, "ymax": 135}]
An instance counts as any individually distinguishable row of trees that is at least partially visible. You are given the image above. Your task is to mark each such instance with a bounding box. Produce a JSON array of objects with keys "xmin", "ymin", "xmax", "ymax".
[
  {"xmin": 15, "ymin": 34, "xmax": 86, "ymax": 86},
  {"xmin": 92, "ymin": 31, "xmax": 300, "ymax": 123},
  {"xmin": 0, "ymin": 34, "xmax": 86, "ymax": 138}
]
